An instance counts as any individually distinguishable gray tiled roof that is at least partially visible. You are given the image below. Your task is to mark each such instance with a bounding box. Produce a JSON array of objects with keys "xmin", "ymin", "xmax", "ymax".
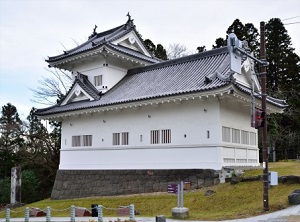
[
  {"xmin": 36, "ymin": 47, "xmax": 287, "ymax": 116},
  {"xmin": 235, "ymin": 84, "xmax": 287, "ymax": 107},
  {"xmin": 105, "ymin": 43, "xmax": 162, "ymax": 63},
  {"xmin": 72, "ymin": 73, "xmax": 101, "ymax": 100},
  {"xmin": 47, "ymin": 19, "xmax": 160, "ymax": 64}
]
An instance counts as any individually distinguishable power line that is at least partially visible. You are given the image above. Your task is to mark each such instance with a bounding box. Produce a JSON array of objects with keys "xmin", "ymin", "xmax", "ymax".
[
  {"xmin": 284, "ymin": 22, "xmax": 300, "ymax": 25},
  {"xmin": 282, "ymin": 16, "xmax": 300, "ymax": 21}
]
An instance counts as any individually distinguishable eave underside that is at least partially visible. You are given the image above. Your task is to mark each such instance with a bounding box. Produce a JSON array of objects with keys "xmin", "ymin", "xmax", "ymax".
[{"xmin": 36, "ymin": 84, "xmax": 285, "ymax": 121}]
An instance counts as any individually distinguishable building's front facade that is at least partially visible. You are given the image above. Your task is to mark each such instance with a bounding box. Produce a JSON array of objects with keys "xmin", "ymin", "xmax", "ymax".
[{"xmin": 36, "ymin": 16, "xmax": 287, "ymax": 199}]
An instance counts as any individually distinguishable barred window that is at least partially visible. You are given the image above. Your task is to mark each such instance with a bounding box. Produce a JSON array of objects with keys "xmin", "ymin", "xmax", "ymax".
[
  {"xmin": 232, "ymin": 128, "xmax": 240, "ymax": 143},
  {"xmin": 151, "ymin": 130, "xmax": 160, "ymax": 144},
  {"xmin": 222, "ymin": 126, "xmax": 231, "ymax": 142},
  {"xmin": 94, "ymin": 75, "xmax": 103, "ymax": 86},
  {"xmin": 122, "ymin": 132, "xmax": 129, "ymax": 145},
  {"xmin": 250, "ymin": 132, "xmax": 256, "ymax": 145},
  {"xmin": 83, "ymin": 135, "xmax": 92, "ymax": 146},
  {"xmin": 161, "ymin": 129, "xmax": 171, "ymax": 144},
  {"xmin": 241, "ymin": 130, "xmax": 249, "ymax": 145},
  {"xmin": 113, "ymin": 133, "xmax": 120, "ymax": 145},
  {"xmin": 72, "ymin": 136, "xmax": 81, "ymax": 147}
]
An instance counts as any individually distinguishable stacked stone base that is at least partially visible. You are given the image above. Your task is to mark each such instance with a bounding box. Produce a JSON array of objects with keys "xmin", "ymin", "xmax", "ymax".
[{"xmin": 51, "ymin": 169, "xmax": 220, "ymax": 200}]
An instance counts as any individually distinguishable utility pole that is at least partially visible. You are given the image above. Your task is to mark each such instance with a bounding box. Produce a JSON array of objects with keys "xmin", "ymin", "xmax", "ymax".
[
  {"xmin": 260, "ymin": 21, "xmax": 269, "ymax": 212},
  {"xmin": 228, "ymin": 22, "xmax": 270, "ymax": 212}
]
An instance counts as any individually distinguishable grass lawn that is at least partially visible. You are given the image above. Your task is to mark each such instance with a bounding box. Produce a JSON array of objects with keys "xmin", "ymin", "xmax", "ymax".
[
  {"xmin": 2, "ymin": 161, "xmax": 300, "ymax": 221},
  {"xmin": 243, "ymin": 160, "xmax": 300, "ymax": 177}
]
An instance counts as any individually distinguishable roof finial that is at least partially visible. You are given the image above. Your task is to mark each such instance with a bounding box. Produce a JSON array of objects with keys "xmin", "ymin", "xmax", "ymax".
[
  {"xmin": 126, "ymin": 12, "xmax": 131, "ymax": 21},
  {"xmin": 88, "ymin": 25, "xmax": 98, "ymax": 39},
  {"xmin": 93, "ymin": 25, "xmax": 98, "ymax": 34}
]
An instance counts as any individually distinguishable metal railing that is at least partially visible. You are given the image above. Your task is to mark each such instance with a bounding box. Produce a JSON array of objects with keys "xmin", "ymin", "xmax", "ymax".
[{"xmin": 0, "ymin": 204, "xmax": 135, "ymax": 222}]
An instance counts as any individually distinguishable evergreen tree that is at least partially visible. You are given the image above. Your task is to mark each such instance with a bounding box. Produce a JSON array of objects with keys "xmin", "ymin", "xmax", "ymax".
[
  {"xmin": 265, "ymin": 18, "xmax": 300, "ymax": 160},
  {"xmin": 155, "ymin": 44, "xmax": 167, "ymax": 60},
  {"xmin": 212, "ymin": 19, "xmax": 259, "ymax": 55},
  {"xmin": 265, "ymin": 18, "xmax": 300, "ymax": 92},
  {"xmin": 144, "ymin": 39, "xmax": 167, "ymax": 60},
  {"xmin": 144, "ymin": 39, "xmax": 156, "ymax": 55},
  {"xmin": 197, "ymin": 46, "xmax": 206, "ymax": 53},
  {"xmin": 0, "ymin": 103, "xmax": 24, "ymax": 178},
  {"xmin": 212, "ymin": 37, "xmax": 226, "ymax": 49},
  {"xmin": 24, "ymin": 108, "xmax": 60, "ymax": 177}
]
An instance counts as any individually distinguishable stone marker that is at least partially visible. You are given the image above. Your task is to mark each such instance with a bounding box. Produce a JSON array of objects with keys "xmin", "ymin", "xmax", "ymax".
[
  {"xmin": 288, "ymin": 189, "xmax": 300, "ymax": 205},
  {"xmin": 11, "ymin": 167, "xmax": 21, "ymax": 205}
]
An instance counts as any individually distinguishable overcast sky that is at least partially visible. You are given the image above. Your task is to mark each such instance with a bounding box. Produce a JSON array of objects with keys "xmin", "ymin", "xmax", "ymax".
[{"xmin": 0, "ymin": 0, "xmax": 299, "ymax": 120}]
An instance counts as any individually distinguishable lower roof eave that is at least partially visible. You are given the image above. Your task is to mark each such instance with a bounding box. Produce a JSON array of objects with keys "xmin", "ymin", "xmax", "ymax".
[{"xmin": 36, "ymin": 85, "xmax": 237, "ymax": 121}]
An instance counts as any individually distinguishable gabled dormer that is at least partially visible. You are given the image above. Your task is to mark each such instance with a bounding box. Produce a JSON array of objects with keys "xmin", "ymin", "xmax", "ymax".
[
  {"xmin": 233, "ymin": 55, "xmax": 261, "ymax": 94},
  {"xmin": 60, "ymin": 72, "xmax": 101, "ymax": 106},
  {"xmin": 111, "ymin": 30, "xmax": 152, "ymax": 57}
]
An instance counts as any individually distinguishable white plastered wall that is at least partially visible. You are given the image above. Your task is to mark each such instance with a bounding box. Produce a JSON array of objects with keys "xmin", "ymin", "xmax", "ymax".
[
  {"xmin": 219, "ymin": 96, "xmax": 259, "ymax": 167},
  {"xmin": 59, "ymin": 98, "xmax": 224, "ymax": 170},
  {"xmin": 72, "ymin": 58, "xmax": 127, "ymax": 92}
]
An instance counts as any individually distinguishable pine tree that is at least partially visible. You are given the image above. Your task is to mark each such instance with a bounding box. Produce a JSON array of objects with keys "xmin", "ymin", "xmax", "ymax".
[
  {"xmin": 144, "ymin": 39, "xmax": 167, "ymax": 60},
  {"xmin": 155, "ymin": 44, "xmax": 167, "ymax": 60},
  {"xmin": 0, "ymin": 103, "xmax": 24, "ymax": 177},
  {"xmin": 265, "ymin": 18, "xmax": 300, "ymax": 92},
  {"xmin": 212, "ymin": 19, "xmax": 259, "ymax": 55},
  {"xmin": 265, "ymin": 18, "xmax": 300, "ymax": 160}
]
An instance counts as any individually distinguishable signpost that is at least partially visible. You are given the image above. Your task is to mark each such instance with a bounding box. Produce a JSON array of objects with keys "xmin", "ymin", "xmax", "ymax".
[
  {"xmin": 167, "ymin": 184, "xmax": 178, "ymax": 194},
  {"xmin": 171, "ymin": 181, "xmax": 189, "ymax": 219}
]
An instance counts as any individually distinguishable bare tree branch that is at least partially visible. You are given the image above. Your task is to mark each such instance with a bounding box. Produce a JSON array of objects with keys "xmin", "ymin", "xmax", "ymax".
[
  {"xmin": 30, "ymin": 68, "xmax": 72, "ymax": 105},
  {"xmin": 167, "ymin": 43, "xmax": 196, "ymax": 59}
]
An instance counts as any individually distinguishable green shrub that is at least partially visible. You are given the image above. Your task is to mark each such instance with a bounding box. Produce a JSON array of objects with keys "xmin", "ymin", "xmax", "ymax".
[{"xmin": 0, "ymin": 177, "xmax": 10, "ymax": 204}]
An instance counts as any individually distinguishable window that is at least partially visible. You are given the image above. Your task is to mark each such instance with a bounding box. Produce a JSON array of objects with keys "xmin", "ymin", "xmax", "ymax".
[
  {"xmin": 232, "ymin": 128, "xmax": 240, "ymax": 143},
  {"xmin": 113, "ymin": 133, "xmax": 120, "ymax": 145},
  {"xmin": 161, "ymin": 129, "xmax": 171, "ymax": 143},
  {"xmin": 72, "ymin": 135, "xmax": 92, "ymax": 147},
  {"xmin": 241, "ymin": 130, "xmax": 249, "ymax": 144},
  {"xmin": 151, "ymin": 130, "xmax": 160, "ymax": 144},
  {"xmin": 222, "ymin": 127, "xmax": 231, "ymax": 142},
  {"xmin": 151, "ymin": 129, "xmax": 171, "ymax": 144},
  {"xmin": 72, "ymin": 136, "xmax": 81, "ymax": 147},
  {"xmin": 250, "ymin": 132, "xmax": 256, "ymax": 145},
  {"xmin": 83, "ymin": 135, "xmax": 92, "ymax": 146},
  {"xmin": 113, "ymin": 132, "xmax": 129, "ymax": 145},
  {"xmin": 122, "ymin": 132, "xmax": 129, "ymax": 145},
  {"xmin": 94, "ymin": 75, "xmax": 103, "ymax": 86}
]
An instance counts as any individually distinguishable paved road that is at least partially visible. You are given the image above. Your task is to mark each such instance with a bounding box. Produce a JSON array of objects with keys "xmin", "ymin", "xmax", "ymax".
[{"xmin": 0, "ymin": 205, "xmax": 299, "ymax": 222}]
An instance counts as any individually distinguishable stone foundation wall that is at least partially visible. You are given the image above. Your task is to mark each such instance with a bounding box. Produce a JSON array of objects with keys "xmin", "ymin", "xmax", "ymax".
[{"xmin": 51, "ymin": 169, "xmax": 220, "ymax": 200}]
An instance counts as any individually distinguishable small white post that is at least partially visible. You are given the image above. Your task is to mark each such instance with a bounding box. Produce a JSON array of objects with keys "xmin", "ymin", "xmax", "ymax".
[
  {"xmin": 5, "ymin": 208, "xmax": 10, "ymax": 222},
  {"xmin": 129, "ymin": 204, "xmax": 135, "ymax": 221},
  {"xmin": 97, "ymin": 205, "xmax": 103, "ymax": 222},
  {"xmin": 46, "ymin": 206, "xmax": 51, "ymax": 222},
  {"xmin": 70, "ymin": 205, "xmax": 75, "ymax": 222},
  {"xmin": 24, "ymin": 207, "xmax": 29, "ymax": 222}
]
